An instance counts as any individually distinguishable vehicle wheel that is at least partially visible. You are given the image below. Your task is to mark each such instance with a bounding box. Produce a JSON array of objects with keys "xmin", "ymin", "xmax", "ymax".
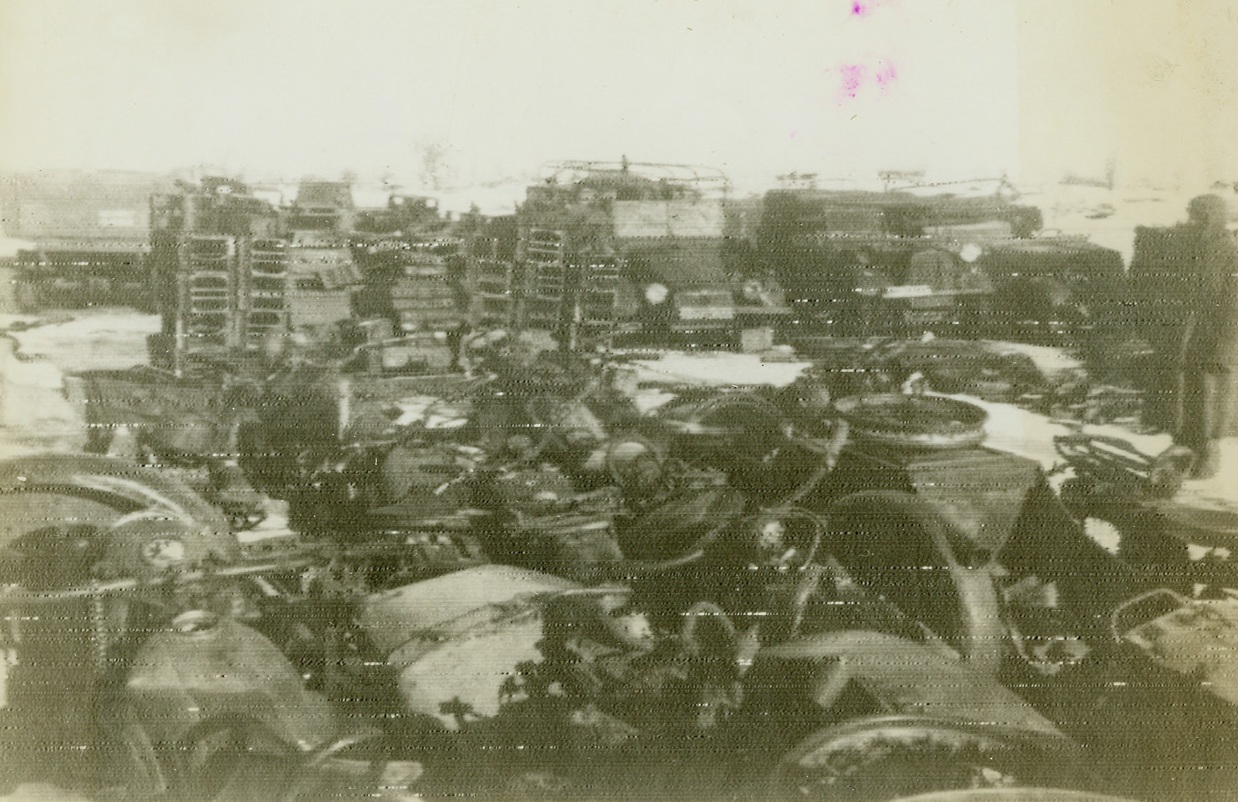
[
  {"xmin": 98, "ymin": 703, "xmax": 169, "ymax": 799},
  {"xmin": 0, "ymin": 453, "xmax": 232, "ymax": 538},
  {"xmin": 172, "ymin": 717, "xmax": 300, "ymax": 802},
  {"xmin": 658, "ymin": 392, "xmax": 791, "ymax": 490},
  {"xmin": 619, "ymin": 485, "xmax": 747, "ymax": 565},
  {"xmin": 832, "ymin": 394, "xmax": 988, "ymax": 450},
  {"xmin": 768, "ymin": 715, "xmax": 1071, "ymax": 802},
  {"xmin": 689, "ymin": 393, "xmax": 789, "ymax": 467},
  {"xmin": 828, "ymin": 492, "xmax": 1005, "ymax": 674},
  {"xmin": 13, "ymin": 279, "xmax": 42, "ymax": 313}
]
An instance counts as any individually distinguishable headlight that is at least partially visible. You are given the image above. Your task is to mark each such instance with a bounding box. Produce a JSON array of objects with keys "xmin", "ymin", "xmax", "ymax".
[
  {"xmin": 959, "ymin": 242, "xmax": 983, "ymax": 263},
  {"xmin": 104, "ymin": 510, "xmax": 201, "ymax": 577},
  {"xmin": 644, "ymin": 282, "xmax": 669, "ymax": 305}
]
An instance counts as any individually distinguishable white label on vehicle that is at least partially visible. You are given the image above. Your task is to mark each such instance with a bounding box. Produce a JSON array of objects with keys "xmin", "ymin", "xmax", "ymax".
[
  {"xmin": 883, "ymin": 284, "xmax": 935, "ymax": 299},
  {"xmin": 0, "ymin": 648, "xmax": 14, "ymax": 709},
  {"xmin": 678, "ymin": 306, "xmax": 735, "ymax": 320}
]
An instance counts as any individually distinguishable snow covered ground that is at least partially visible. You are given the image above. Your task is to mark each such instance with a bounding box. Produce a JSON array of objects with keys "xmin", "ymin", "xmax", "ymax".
[
  {"xmin": 1026, "ymin": 183, "xmax": 1238, "ymax": 267},
  {"xmin": 4, "ymin": 311, "xmax": 159, "ymax": 374},
  {"xmin": 1, "ymin": 305, "xmax": 1235, "ymax": 518},
  {"xmin": 0, "ymin": 310, "xmax": 159, "ymax": 458}
]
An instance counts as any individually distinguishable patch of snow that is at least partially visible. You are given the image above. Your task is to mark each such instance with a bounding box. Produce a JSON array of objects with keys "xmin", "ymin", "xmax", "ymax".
[
  {"xmin": 984, "ymin": 340, "xmax": 1084, "ymax": 380},
  {"xmin": 0, "ymin": 237, "xmax": 36, "ymax": 259},
  {"xmin": 627, "ymin": 351, "xmax": 811, "ymax": 388},
  {"xmin": 1083, "ymin": 517, "xmax": 1123, "ymax": 555},
  {"xmin": 10, "ymin": 311, "xmax": 158, "ymax": 372},
  {"xmin": 0, "ymin": 337, "xmax": 85, "ymax": 457},
  {"xmin": 964, "ymin": 391, "xmax": 1173, "ymax": 473}
]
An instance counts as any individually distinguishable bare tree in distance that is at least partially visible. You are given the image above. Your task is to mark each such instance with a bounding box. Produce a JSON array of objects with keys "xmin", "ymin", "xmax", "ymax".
[{"xmin": 417, "ymin": 140, "xmax": 453, "ymax": 191}]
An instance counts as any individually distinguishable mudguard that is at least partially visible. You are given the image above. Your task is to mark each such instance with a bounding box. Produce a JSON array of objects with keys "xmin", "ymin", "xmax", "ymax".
[
  {"xmin": 760, "ymin": 630, "xmax": 1083, "ymax": 800},
  {"xmin": 0, "ymin": 453, "xmax": 239, "ymax": 576},
  {"xmin": 828, "ymin": 491, "xmax": 1007, "ymax": 674}
]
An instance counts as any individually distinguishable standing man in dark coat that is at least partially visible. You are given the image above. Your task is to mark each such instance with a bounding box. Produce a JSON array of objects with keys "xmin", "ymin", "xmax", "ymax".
[{"xmin": 1168, "ymin": 194, "xmax": 1238, "ymax": 478}]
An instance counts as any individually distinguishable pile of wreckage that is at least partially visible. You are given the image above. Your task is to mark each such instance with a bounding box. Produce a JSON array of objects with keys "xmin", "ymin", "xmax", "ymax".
[
  {"xmin": 5, "ymin": 160, "xmax": 1237, "ymax": 802},
  {"xmin": 3, "ymin": 326, "xmax": 1238, "ymax": 802}
]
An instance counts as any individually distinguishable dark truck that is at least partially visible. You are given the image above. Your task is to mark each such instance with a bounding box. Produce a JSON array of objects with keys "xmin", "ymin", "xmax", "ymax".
[
  {"xmin": 758, "ymin": 182, "xmax": 1124, "ymax": 344},
  {"xmin": 463, "ymin": 160, "xmax": 788, "ymax": 347},
  {"xmin": 2, "ymin": 170, "xmax": 175, "ymax": 311}
]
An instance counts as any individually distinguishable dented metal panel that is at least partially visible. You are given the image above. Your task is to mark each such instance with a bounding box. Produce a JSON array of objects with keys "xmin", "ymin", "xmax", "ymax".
[
  {"xmin": 360, "ymin": 565, "xmax": 580, "ymax": 727},
  {"xmin": 759, "ymin": 630, "xmax": 1065, "ymax": 736}
]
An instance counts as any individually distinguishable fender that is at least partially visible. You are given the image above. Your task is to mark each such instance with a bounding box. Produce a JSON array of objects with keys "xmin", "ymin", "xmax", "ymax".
[
  {"xmin": 0, "ymin": 453, "xmax": 236, "ymax": 563},
  {"xmin": 828, "ymin": 491, "xmax": 1006, "ymax": 674},
  {"xmin": 758, "ymin": 630, "xmax": 1083, "ymax": 800}
]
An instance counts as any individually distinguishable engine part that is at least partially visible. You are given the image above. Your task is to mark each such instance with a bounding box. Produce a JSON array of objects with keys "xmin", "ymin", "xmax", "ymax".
[{"xmin": 826, "ymin": 492, "xmax": 1006, "ymax": 673}]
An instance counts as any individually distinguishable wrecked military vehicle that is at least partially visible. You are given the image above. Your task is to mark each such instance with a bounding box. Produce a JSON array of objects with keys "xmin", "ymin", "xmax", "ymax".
[
  {"xmin": 755, "ymin": 182, "xmax": 1126, "ymax": 345},
  {"xmin": 1, "ymin": 362, "xmax": 1102, "ymax": 801},
  {"xmin": 0, "ymin": 463, "xmax": 1084, "ymax": 802},
  {"xmin": 3, "ymin": 170, "xmax": 173, "ymax": 313},
  {"xmin": 5, "ymin": 337, "xmax": 1238, "ymax": 800},
  {"xmin": 458, "ymin": 160, "xmax": 789, "ymax": 349}
]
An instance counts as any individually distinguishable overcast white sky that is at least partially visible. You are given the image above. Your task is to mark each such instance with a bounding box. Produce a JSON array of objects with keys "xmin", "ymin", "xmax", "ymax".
[{"xmin": 0, "ymin": 0, "xmax": 1019, "ymax": 192}]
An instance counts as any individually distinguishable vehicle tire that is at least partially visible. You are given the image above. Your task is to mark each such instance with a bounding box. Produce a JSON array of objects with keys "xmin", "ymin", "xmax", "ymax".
[
  {"xmin": 832, "ymin": 394, "xmax": 988, "ymax": 450},
  {"xmin": 768, "ymin": 714, "xmax": 1079, "ymax": 802},
  {"xmin": 97, "ymin": 702, "xmax": 169, "ymax": 799},
  {"xmin": 658, "ymin": 391, "xmax": 792, "ymax": 489},
  {"xmin": 13, "ymin": 279, "xmax": 42, "ymax": 313},
  {"xmin": 828, "ymin": 491, "xmax": 1005, "ymax": 674},
  {"xmin": 172, "ymin": 717, "xmax": 301, "ymax": 802},
  {"xmin": 619, "ymin": 485, "xmax": 747, "ymax": 563}
]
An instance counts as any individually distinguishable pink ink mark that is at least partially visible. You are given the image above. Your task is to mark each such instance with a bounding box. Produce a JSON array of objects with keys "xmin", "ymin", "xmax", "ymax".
[
  {"xmin": 851, "ymin": 0, "xmax": 893, "ymax": 17},
  {"xmin": 835, "ymin": 58, "xmax": 898, "ymax": 101},
  {"xmin": 839, "ymin": 64, "xmax": 868, "ymax": 99},
  {"xmin": 874, "ymin": 61, "xmax": 898, "ymax": 92}
]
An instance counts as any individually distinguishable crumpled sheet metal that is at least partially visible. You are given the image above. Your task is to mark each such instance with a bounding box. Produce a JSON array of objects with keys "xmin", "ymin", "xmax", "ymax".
[{"xmin": 359, "ymin": 565, "xmax": 580, "ymax": 727}]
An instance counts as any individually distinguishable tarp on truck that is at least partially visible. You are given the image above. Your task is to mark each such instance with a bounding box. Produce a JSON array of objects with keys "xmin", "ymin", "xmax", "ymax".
[{"xmin": 612, "ymin": 200, "xmax": 724, "ymax": 239}]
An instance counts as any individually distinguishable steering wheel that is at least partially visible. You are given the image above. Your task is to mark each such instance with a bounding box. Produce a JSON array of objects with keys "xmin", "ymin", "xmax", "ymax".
[
  {"xmin": 617, "ymin": 485, "xmax": 748, "ymax": 572},
  {"xmin": 680, "ymin": 600, "xmax": 739, "ymax": 659},
  {"xmin": 284, "ymin": 729, "xmax": 418, "ymax": 802},
  {"xmin": 735, "ymin": 508, "xmax": 825, "ymax": 571}
]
